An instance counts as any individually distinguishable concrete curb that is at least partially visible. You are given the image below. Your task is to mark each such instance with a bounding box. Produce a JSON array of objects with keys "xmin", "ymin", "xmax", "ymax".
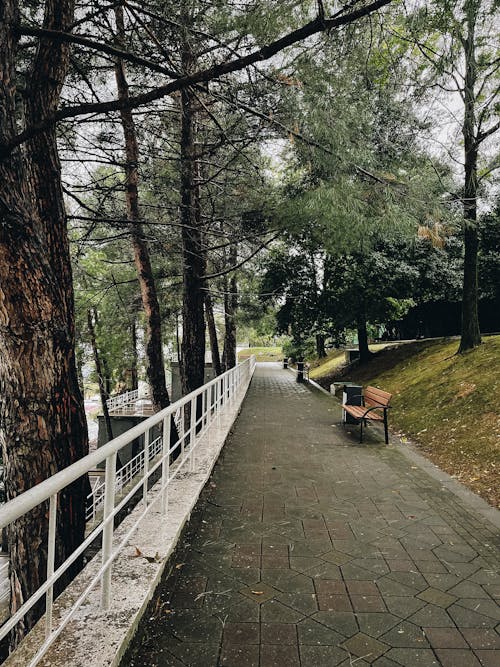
[{"xmin": 4, "ymin": 379, "xmax": 253, "ymax": 667}]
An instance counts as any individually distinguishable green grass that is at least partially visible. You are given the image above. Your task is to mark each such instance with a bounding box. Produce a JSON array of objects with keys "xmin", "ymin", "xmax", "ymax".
[
  {"xmin": 309, "ymin": 343, "xmax": 391, "ymax": 379},
  {"xmin": 309, "ymin": 350, "xmax": 345, "ymax": 379},
  {"xmin": 238, "ymin": 346, "xmax": 282, "ymax": 362},
  {"xmin": 311, "ymin": 336, "xmax": 500, "ymax": 508}
]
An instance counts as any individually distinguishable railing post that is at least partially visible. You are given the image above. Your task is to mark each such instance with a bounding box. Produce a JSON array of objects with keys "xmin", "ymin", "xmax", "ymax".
[
  {"xmin": 190, "ymin": 397, "xmax": 196, "ymax": 472},
  {"xmin": 101, "ymin": 451, "xmax": 117, "ymax": 610},
  {"xmin": 162, "ymin": 415, "xmax": 170, "ymax": 516},
  {"xmin": 216, "ymin": 380, "xmax": 221, "ymax": 427},
  {"xmin": 202, "ymin": 388, "xmax": 207, "ymax": 433},
  {"xmin": 143, "ymin": 428, "xmax": 150, "ymax": 508},
  {"xmin": 45, "ymin": 493, "xmax": 57, "ymax": 637},
  {"xmin": 180, "ymin": 405, "xmax": 185, "ymax": 459}
]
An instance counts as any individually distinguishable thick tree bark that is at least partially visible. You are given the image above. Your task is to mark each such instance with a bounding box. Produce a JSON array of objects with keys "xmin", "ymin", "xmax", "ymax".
[
  {"xmin": 1, "ymin": 0, "xmax": 88, "ymax": 643},
  {"xmin": 357, "ymin": 315, "xmax": 372, "ymax": 363},
  {"xmin": 458, "ymin": 3, "xmax": 482, "ymax": 353},
  {"xmin": 114, "ymin": 6, "xmax": 171, "ymax": 410},
  {"xmin": 205, "ymin": 289, "xmax": 222, "ymax": 376},
  {"xmin": 179, "ymin": 35, "xmax": 206, "ymax": 395},
  {"xmin": 222, "ymin": 246, "xmax": 238, "ymax": 371},
  {"xmin": 87, "ymin": 309, "xmax": 114, "ymax": 442}
]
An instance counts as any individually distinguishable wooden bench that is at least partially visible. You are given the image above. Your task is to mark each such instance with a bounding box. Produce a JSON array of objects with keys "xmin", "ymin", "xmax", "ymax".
[{"xmin": 342, "ymin": 385, "xmax": 392, "ymax": 444}]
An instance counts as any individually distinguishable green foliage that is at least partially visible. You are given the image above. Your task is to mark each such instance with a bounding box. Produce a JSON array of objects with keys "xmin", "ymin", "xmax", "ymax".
[{"xmin": 479, "ymin": 201, "xmax": 500, "ymax": 301}]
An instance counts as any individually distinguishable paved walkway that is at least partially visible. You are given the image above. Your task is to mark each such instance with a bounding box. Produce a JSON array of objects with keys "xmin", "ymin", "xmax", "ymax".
[{"xmin": 122, "ymin": 364, "xmax": 500, "ymax": 667}]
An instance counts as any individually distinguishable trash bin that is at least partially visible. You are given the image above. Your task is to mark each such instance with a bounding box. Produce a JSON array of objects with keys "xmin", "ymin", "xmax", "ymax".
[
  {"xmin": 283, "ymin": 357, "xmax": 288, "ymax": 369},
  {"xmin": 297, "ymin": 360, "xmax": 305, "ymax": 382},
  {"xmin": 342, "ymin": 383, "xmax": 362, "ymax": 424}
]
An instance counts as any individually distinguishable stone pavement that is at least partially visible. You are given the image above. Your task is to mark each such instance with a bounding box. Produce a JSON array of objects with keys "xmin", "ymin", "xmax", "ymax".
[{"xmin": 122, "ymin": 364, "xmax": 500, "ymax": 667}]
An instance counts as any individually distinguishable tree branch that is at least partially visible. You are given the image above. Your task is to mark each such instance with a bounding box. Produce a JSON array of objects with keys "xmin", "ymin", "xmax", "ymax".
[
  {"xmin": 1, "ymin": 0, "xmax": 392, "ymax": 159},
  {"xmin": 17, "ymin": 25, "xmax": 180, "ymax": 78}
]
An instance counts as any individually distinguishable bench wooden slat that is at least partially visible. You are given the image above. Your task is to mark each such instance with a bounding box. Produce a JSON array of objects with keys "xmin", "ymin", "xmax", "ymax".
[
  {"xmin": 364, "ymin": 386, "xmax": 391, "ymax": 406},
  {"xmin": 343, "ymin": 405, "xmax": 384, "ymax": 421}
]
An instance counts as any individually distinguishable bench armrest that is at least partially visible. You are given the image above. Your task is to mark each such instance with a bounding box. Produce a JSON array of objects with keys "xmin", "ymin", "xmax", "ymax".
[{"xmin": 361, "ymin": 405, "xmax": 391, "ymax": 418}]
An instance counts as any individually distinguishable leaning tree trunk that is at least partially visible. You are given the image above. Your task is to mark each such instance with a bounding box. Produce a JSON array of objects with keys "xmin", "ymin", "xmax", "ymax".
[
  {"xmin": 458, "ymin": 7, "xmax": 482, "ymax": 353},
  {"xmin": 205, "ymin": 288, "xmax": 223, "ymax": 376},
  {"xmin": 1, "ymin": 0, "xmax": 88, "ymax": 644},
  {"xmin": 179, "ymin": 62, "xmax": 206, "ymax": 395},
  {"xmin": 114, "ymin": 5, "xmax": 171, "ymax": 410}
]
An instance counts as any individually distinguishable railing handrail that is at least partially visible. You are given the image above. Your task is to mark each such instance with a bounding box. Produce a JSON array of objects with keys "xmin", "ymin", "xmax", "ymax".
[{"xmin": 0, "ymin": 360, "xmax": 252, "ymax": 531}]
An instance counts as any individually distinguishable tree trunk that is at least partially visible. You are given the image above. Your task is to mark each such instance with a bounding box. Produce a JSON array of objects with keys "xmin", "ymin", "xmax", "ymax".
[
  {"xmin": 222, "ymin": 246, "xmax": 238, "ymax": 371},
  {"xmin": 315, "ymin": 333, "xmax": 327, "ymax": 358},
  {"xmin": 179, "ymin": 42, "xmax": 206, "ymax": 395},
  {"xmin": 87, "ymin": 309, "xmax": 114, "ymax": 442},
  {"xmin": 458, "ymin": 5, "xmax": 482, "ymax": 353},
  {"xmin": 205, "ymin": 289, "xmax": 222, "ymax": 376},
  {"xmin": 130, "ymin": 317, "xmax": 139, "ymax": 391},
  {"xmin": 114, "ymin": 6, "xmax": 171, "ymax": 410},
  {"xmin": 1, "ymin": 0, "xmax": 88, "ymax": 643},
  {"xmin": 357, "ymin": 315, "xmax": 372, "ymax": 363},
  {"xmin": 90, "ymin": 309, "xmax": 112, "ymax": 395}
]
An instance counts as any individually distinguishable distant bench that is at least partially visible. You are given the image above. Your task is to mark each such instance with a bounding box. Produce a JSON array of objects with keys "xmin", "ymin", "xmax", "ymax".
[{"xmin": 342, "ymin": 385, "xmax": 392, "ymax": 444}]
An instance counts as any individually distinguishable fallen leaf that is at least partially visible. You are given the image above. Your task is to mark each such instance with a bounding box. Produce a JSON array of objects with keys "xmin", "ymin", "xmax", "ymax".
[
  {"xmin": 129, "ymin": 546, "xmax": 143, "ymax": 558},
  {"xmin": 251, "ymin": 590, "xmax": 264, "ymax": 595},
  {"xmin": 175, "ymin": 563, "xmax": 185, "ymax": 569}
]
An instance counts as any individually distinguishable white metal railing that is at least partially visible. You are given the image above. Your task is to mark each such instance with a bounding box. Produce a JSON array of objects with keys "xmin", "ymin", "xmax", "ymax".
[
  {"xmin": 105, "ymin": 386, "xmax": 150, "ymax": 412},
  {"xmin": 0, "ymin": 558, "xmax": 9, "ymax": 608},
  {"xmin": 85, "ymin": 434, "xmax": 163, "ymax": 525},
  {"xmin": 0, "ymin": 356, "xmax": 255, "ymax": 666}
]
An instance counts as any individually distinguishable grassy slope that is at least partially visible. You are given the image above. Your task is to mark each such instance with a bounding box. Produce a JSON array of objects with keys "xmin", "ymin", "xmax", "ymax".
[
  {"xmin": 309, "ymin": 343, "xmax": 390, "ymax": 380},
  {"xmin": 312, "ymin": 337, "xmax": 500, "ymax": 508},
  {"xmin": 238, "ymin": 346, "xmax": 282, "ymax": 362}
]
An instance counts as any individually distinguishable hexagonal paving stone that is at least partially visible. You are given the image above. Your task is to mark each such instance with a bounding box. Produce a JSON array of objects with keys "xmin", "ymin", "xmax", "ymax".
[
  {"xmin": 260, "ymin": 599, "xmax": 305, "ymax": 624},
  {"xmin": 342, "ymin": 632, "xmax": 389, "ymax": 660},
  {"xmin": 239, "ymin": 582, "xmax": 277, "ymax": 604},
  {"xmin": 433, "ymin": 649, "xmax": 482, "ymax": 667},
  {"xmin": 408, "ymin": 603, "xmax": 455, "ymax": 627},
  {"xmin": 321, "ymin": 550, "xmax": 353, "ymax": 566},
  {"xmin": 385, "ymin": 648, "xmax": 440, "ymax": 666},
  {"xmin": 260, "ymin": 644, "xmax": 301, "ymax": 667},
  {"xmin": 461, "ymin": 628, "xmax": 500, "ymax": 649},
  {"xmin": 423, "ymin": 627, "xmax": 468, "ymax": 648},
  {"xmin": 312, "ymin": 611, "xmax": 359, "ymax": 637},
  {"xmin": 299, "ymin": 644, "xmax": 348, "ymax": 666},
  {"xmin": 223, "ymin": 622, "xmax": 260, "ymax": 645},
  {"xmin": 220, "ymin": 644, "xmax": 259, "ymax": 667},
  {"xmin": 417, "ymin": 587, "xmax": 457, "ymax": 608},
  {"xmin": 474, "ymin": 649, "xmax": 500, "ymax": 667},
  {"xmin": 260, "ymin": 622, "xmax": 297, "ymax": 645},
  {"xmin": 380, "ymin": 621, "xmax": 430, "ymax": 648},
  {"xmin": 297, "ymin": 618, "xmax": 345, "ymax": 646},
  {"xmin": 356, "ymin": 612, "xmax": 401, "ymax": 638},
  {"xmin": 448, "ymin": 603, "xmax": 499, "ymax": 628}
]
